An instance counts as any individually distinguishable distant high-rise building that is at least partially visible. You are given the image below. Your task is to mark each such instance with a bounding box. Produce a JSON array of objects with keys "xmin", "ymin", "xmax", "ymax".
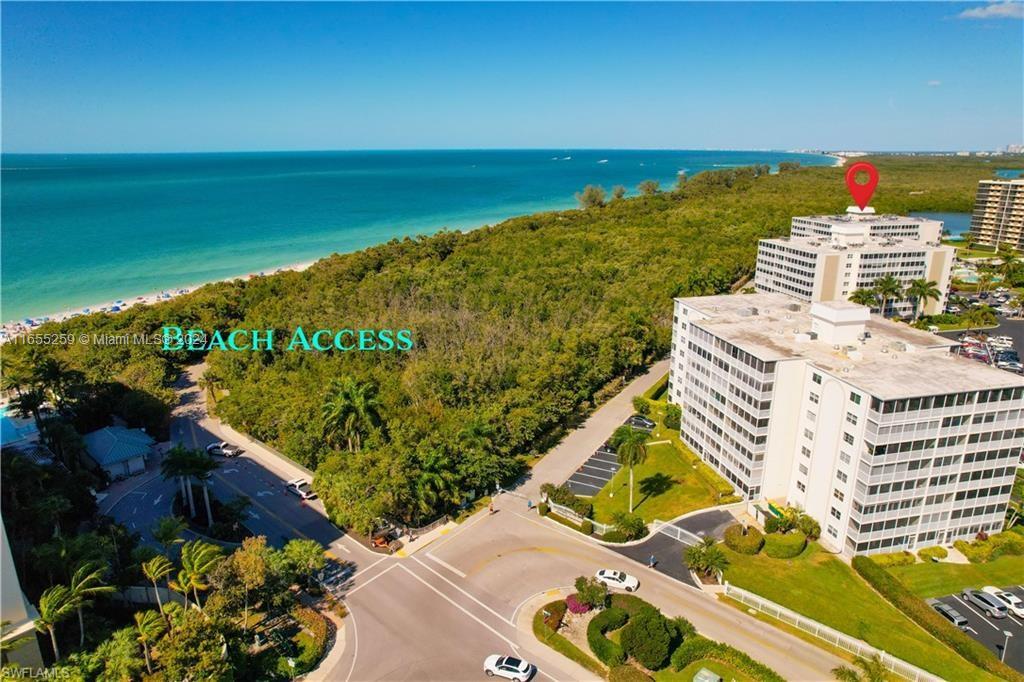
[
  {"xmin": 969, "ymin": 179, "xmax": 1024, "ymax": 249},
  {"xmin": 756, "ymin": 214, "xmax": 953, "ymax": 317}
]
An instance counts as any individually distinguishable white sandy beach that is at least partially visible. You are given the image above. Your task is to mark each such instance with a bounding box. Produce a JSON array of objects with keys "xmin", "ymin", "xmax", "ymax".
[{"xmin": 1, "ymin": 258, "xmax": 319, "ymax": 343}]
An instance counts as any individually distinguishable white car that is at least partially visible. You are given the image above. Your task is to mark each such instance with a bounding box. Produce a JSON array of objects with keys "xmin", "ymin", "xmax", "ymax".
[
  {"xmin": 285, "ymin": 478, "xmax": 317, "ymax": 500},
  {"xmin": 595, "ymin": 568, "xmax": 640, "ymax": 592},
  {"xmin": 982, "ymin": 586, "xmax": 1024, "ymax": 618},
  {"xmin": 206, "ymin": 441, "xmax": 244, "ymax": 457},
  {"xmin": 483, "ymin": 655, "xmax": 534, "ymax": 681}
]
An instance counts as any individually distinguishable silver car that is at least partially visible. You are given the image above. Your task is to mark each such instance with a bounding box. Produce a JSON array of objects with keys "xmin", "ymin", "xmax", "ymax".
[{"xmin": 962, "ymin": 589, "xmax": 1008, "ymax": 619}]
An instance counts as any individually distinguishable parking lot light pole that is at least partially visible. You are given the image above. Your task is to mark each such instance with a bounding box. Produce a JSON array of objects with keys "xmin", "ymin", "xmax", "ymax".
[{"xmin": 1002, "ymin": 630, "xmax": 1013, "ymax": 663}]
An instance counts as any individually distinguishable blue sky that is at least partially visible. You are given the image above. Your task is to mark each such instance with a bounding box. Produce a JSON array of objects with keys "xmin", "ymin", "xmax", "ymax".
[{"xmin": 2, "ymin": 2, "xmax": 1021, "ymax": 153}]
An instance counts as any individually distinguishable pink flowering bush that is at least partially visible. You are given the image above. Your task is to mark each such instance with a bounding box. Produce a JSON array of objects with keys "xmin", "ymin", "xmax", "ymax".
[{"xmin": 566, "ymin": 593, "xmax": 591, "ymax": 614}]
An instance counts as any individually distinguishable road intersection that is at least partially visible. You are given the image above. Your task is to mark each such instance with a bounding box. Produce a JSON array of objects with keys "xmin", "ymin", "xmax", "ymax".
[{"xmin": 105, "ymin": 363, "xmax": 845, "ymax": 680}]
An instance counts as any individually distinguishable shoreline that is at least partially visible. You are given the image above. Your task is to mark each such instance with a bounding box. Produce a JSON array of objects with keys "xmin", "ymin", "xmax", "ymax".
[{"xmin": 1, "ymin": 259, "xmax": 318, "ymax": 342}]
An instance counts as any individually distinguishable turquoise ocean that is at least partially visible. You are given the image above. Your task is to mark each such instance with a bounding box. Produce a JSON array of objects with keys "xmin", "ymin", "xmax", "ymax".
[{"xmin": 1, "ymin": 150, "xmax": 834, "ymax": 322}]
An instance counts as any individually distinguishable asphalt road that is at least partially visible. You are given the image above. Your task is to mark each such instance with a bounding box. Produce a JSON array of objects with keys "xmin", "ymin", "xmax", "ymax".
[
  {"xmin": 931, "ymin": 586, "xmax": 1024, "ymax": 672},
  {"xmin": 109, "ymin": 364, "xmax": 845, "ymax": 681}
]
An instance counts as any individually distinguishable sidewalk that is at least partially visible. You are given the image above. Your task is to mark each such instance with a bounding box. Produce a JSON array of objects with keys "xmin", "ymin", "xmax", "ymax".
[
  {"xmin": 519, "ymin": 359, "xmax": 669, "ymax": 499},
  {"xmin": 512, "ymin": 588, "xmax": 603, "ymax": 682}
]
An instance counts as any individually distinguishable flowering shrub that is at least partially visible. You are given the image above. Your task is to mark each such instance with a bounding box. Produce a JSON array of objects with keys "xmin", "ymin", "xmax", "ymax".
[{"xmin": 566, "ymin": 593, "xmax": 591, "ymax": 614}]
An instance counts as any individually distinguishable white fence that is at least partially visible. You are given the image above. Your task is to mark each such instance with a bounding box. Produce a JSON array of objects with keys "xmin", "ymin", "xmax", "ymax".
[
  {"xmin": 545, "ymin": 500, "xmax": 615, "ymax": 536},
  {"xmin": 652, "ymin": 519, "xmax": 702, "ymax": 545},
  {"xmin": 723, "ymin": 583, "xmax": 940, "ymax": 682}
]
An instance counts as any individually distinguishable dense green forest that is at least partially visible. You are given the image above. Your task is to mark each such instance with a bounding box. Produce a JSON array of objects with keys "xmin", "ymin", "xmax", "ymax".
[{"xmin": 5, "ymin": 156, "xmax": 1022, "ymax": 533}]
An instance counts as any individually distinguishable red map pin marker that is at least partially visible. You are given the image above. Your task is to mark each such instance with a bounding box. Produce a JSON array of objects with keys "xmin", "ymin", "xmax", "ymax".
[{"xmin": 845, "ymin": 161, "xmax": 879, "ymax": 210}]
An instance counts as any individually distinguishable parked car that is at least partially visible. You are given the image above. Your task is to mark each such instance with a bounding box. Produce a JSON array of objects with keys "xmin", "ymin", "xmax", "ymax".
[
  {"xmin": 998, "ymin": 361, "xmax": 1023, "ymax": 374},
  {"xmin": 483, "ymin": 655, "xmax": 535, "ymax": 682},
  {"xmin": 932, "ymin": 602, "xmax": 969, "ymax": 630},
  {"xmin": 595, "ymin": 569, "xmax": 640, "ymax": 592},
  {"xmin": 285, "ymin": 478, "xmax": 317, "ymax": 500},
  {"xmin": 946, "ymin": 306, "xmax": 961, "ymax": 314},
  {"xmin": 982, "ymin": 586, "xmax": 1024, "ymax": 618},
  {"xmin": 961, "ymin": 589, "xmax": 1008, "ymax": 618},
  {"xmin": 597, "ymin": 441, "xmax": 617, "ymax": 455},
  {"xmin": 206, "ymin": 441, "xmax": 244, "ymax": 457},
  {"xmin": 626, "ymin": 415, "xmax": 656, "ymax": 431}
]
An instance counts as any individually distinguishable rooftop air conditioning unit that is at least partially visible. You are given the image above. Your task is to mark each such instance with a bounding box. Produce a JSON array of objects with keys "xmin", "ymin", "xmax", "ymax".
[{"xmin": 787, "ymin": 303, "xmax": 800, "ymax": 312}]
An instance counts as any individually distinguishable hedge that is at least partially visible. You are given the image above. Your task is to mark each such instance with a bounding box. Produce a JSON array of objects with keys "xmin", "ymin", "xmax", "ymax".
[
  {"xmin": 291, "ymin": 606, "xmax": 330, "ymax": 673},
  {"xmin": 763, "ymin": 530, "xmax": 806, "ymax": 559},
  {"xmin": 917, "ymin": 546, "xmax": 948, "ymax": 561},
  {"xmin": 852, "ymin": 556, "xmax": 1024, "ymax": 682},
  {"xmin": 954, "ymin": 531, "xmax": 1024, "ymax": 563},
  {"xmin": 870, "ymin": 550, "xmax": 916, "ymax": 568},
  {"xmin": 538, "ymin": 502, "xmax": 549, "ymax": 516},
  {"xmin": 580, "ymin": 519, "xmax": 594, "ymax": 536},
  {"xmin": 723, "ymin": 524, "xmax": 764, "ymax": 555},
  {"xmin": 540, "ymin": 483, "xmax": 593, "ymax": 518},
  {"xmin": 620, "ymin": 606, "xmax": 674, "ymax": 670},
  {"xmin": 670, "ymin": 635, "xmax": 785, "ymax": 682},
  {"xmin": 610, "ymin": 593, "xmax": 648, "ymax": 616},
  {"xmin": 601, "ymin": 530, "xmax": 629, "ymax": 543},
  {"xmin": 587, "ymin": 607, "xmax": 628, "ymax": 666},
  {"xmin": 533, "ymin": 601, "xmax": 606, "ymax": 677},
  {"xmin": 608, "ymin": 665, "xmax": 653, "ymax": 682}
]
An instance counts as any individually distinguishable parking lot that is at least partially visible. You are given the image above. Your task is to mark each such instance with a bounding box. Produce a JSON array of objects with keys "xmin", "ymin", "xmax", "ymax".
[
  {"xmin": 565, "ymin": 444, "xmax": 620, "ymax": 495},
  {"xmin": 930, "ymin": 585, "xmax": 1024, "ymax": 672}
]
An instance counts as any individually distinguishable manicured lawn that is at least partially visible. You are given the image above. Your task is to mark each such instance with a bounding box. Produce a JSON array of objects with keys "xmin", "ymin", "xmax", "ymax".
[
  {"xmin": 655, "ymin": 660, "xmax": 755, "ymax": 682},
  {"xmin": 589, "ymin": 441, "xmax": 719, "ymax": 524},
  {"xmin": 888, "ymin": 555, "xmax": 1024, "ymax": 598},
  {"xmin": 589, "ymin": 383, "xmax": 732, "ymax": 524},
  {"xmin": 721, "ymin": 543, "xmax": 996, "ymax": 681}
]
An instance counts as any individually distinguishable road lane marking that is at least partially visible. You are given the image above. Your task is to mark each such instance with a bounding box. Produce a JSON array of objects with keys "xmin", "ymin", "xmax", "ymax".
[
  {"xmin": 412, "ymin": 555, "xmax": 512, "ymax": 625},
  {"xmin": 426, "ymin": 553, "xmax": 467, "ymax": 578},
  {"xmin": 345, "ymin": 562, "xmax": 399, "ymax": 597},
  {"xmin": 342, "ymin": 597, "xmax": 359, "ymax": 682},
  {"xmin": 953, "ymin": 596, "xmax": 1002, "ymax": 631},
  {"xmin": 398, "ymin": 564, "xmax": 518, "ymax": 649},
  {"xmin": 152, "ymin": 494, "xmax": 162, "ymax": 506},
  {"xmin": 213, "ymin": 472, "xmax": 318, "ymax": 544}
]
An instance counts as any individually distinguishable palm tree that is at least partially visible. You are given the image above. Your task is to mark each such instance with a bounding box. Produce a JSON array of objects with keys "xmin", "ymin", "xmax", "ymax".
[
  {"xmin": 161, "ymin": 445, "xmax": 196, "ymax": 519},
  {"xmin": 684, "ymin": 537, "xmax": 729, "ymax": 579},
  {"xmin": 832, "ymin": 654, "xmax": 889, "ymax": 682},
  {"xmin": 35, "ymin": 584, "xmax": 76, "ymax": 661},
  {"xmin": 411, "ymin": 450, "xmax": 459, "ymax": 521},
  {"xmin": 178, "ymin": 540, "xmax": 223, "ymax": 611},
  {"xmin": 151, "ymin": 516, "xmax": 187, "ymax": 555},
  {"xmin": 69, "ymin": 561, "xmax": 115, "ymax": 647},
  {"xmin": 168, "ymin": 569, "xmax": 192, "ymax": 611},
  {"xmin": 142, "ymin": 555, "xmax": 175, "ymax": 618},
  {"xmin": 321, "ymin": 377, "xmax": 383, "ymax": 452},
  {"xmin": 133, "ymin": 610, "xmax": 166, "ymax": 675},
  {"xmin": 873, "ymin": 275, "xmax": 903, "ymax": 318},
  {"xmin": 978, "ymin": 272, "xmax": 995, "ymax": 295},
  {"xmin": 998, "ymin": 246, "xmax": 1020, "ymax": 276},
  {"xmin": 188, "ymin": 451, "xmax": 220, "ymax": 528},
  {"xmin": 11, "ymin": 388, "xmax": 46, "ymax": 432},
  {"xmin": 611, "ymin": 426, "xmax": 649, "ymax": 514},
  {"xmin": 848, "ymin": 288, "xmax": 879, "ymax": 310},
  {"xmin": 905, "ymin": 279, "xmax": 942, "ymax": 321}
]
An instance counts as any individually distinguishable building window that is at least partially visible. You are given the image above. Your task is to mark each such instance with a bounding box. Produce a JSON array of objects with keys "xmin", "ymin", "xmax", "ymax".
[
  {"xmin": 809, "ymin": 392, "xmax": 820, "ymax": 404},
  {"xmin": 807, "ymin": 410, "xmax": 816, "ymax": 421},
  {"xmin": 843, "ymin": 432, "xmax": 855, "ymax": 445},
  {"xmin": 846, "ymin": 412, "xmax": 858, "ymax": 426},
  {"xmin": 827, "ymin": 525, "xmax": 838, "ymax": 538},
  {"xmin": 801, "ymin": 446, "xmax": 811, "ymax": 457},
  {"xmin": 850, "ymin": 392, "xmax": 862, "ymax": 405},
  {"xmin": 836, "ymin": 470, "xmax": 848, "ymax": 483},
  {"xmin": 834, "ymin": 489, "xmax": 845, "ymax": 502},
  {"xmin": 796, "ymin": 481, "xmax": 806, "ymax": 492},
  {"xmin": 804, "ymin": 428, "xmax": 814, "ymax": 440},
  {"xmin": 830, "ymin": 507, "xmax": 842, "ymax": 520},
  {"xmin": 813, "ymin": 373, "xmax": 822, "ymax": 385},
  {"xmin": 799, "ymin": 464, "xmax": 808, "ymax": 475},
  {"xmin": 840, "ymin": 451, "xmax": 851, "ymax": 465}
]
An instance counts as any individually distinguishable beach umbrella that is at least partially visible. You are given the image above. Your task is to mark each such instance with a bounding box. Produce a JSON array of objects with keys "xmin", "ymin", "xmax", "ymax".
[
  {"xmin": 82, "ymin": 308, "xmax": 91, "ymax": 313},
  {"xmin": 110, "ymin": 306, "xmax": 121, "ymax": 312},
  {"xmin": 23, "ymin": 319, "xmax": 33, "ymax": 325}
]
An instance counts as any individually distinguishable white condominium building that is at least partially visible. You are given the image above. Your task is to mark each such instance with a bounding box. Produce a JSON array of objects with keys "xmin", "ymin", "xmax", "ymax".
[
  {"xmin": 791, "ymin": 214, "xmax": 944, "ymax": 242},
  {"xmin": 756, "ymin": 216, "xmax": 954, "ymax": 317},
  {"xmin": 668, "ymin": 293, "xmax": 1023, "ymax": 556},
  {"xmin": 969, "ymin": 179, "xmax": 1024, "ymax": 249}
]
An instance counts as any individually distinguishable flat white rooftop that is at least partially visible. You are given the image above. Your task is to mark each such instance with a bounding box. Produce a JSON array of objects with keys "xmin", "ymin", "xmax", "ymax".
[
  {"xmin": 794, "ymin": 214, "xmax": 943, "ymax": 227},
  {"xmin": 762, "ymin": 236, "xmax": 949, "ymax": 254},
  {"xmin": 677, "ymin": 293, "xmax": 1024, "ymax": 399}
]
